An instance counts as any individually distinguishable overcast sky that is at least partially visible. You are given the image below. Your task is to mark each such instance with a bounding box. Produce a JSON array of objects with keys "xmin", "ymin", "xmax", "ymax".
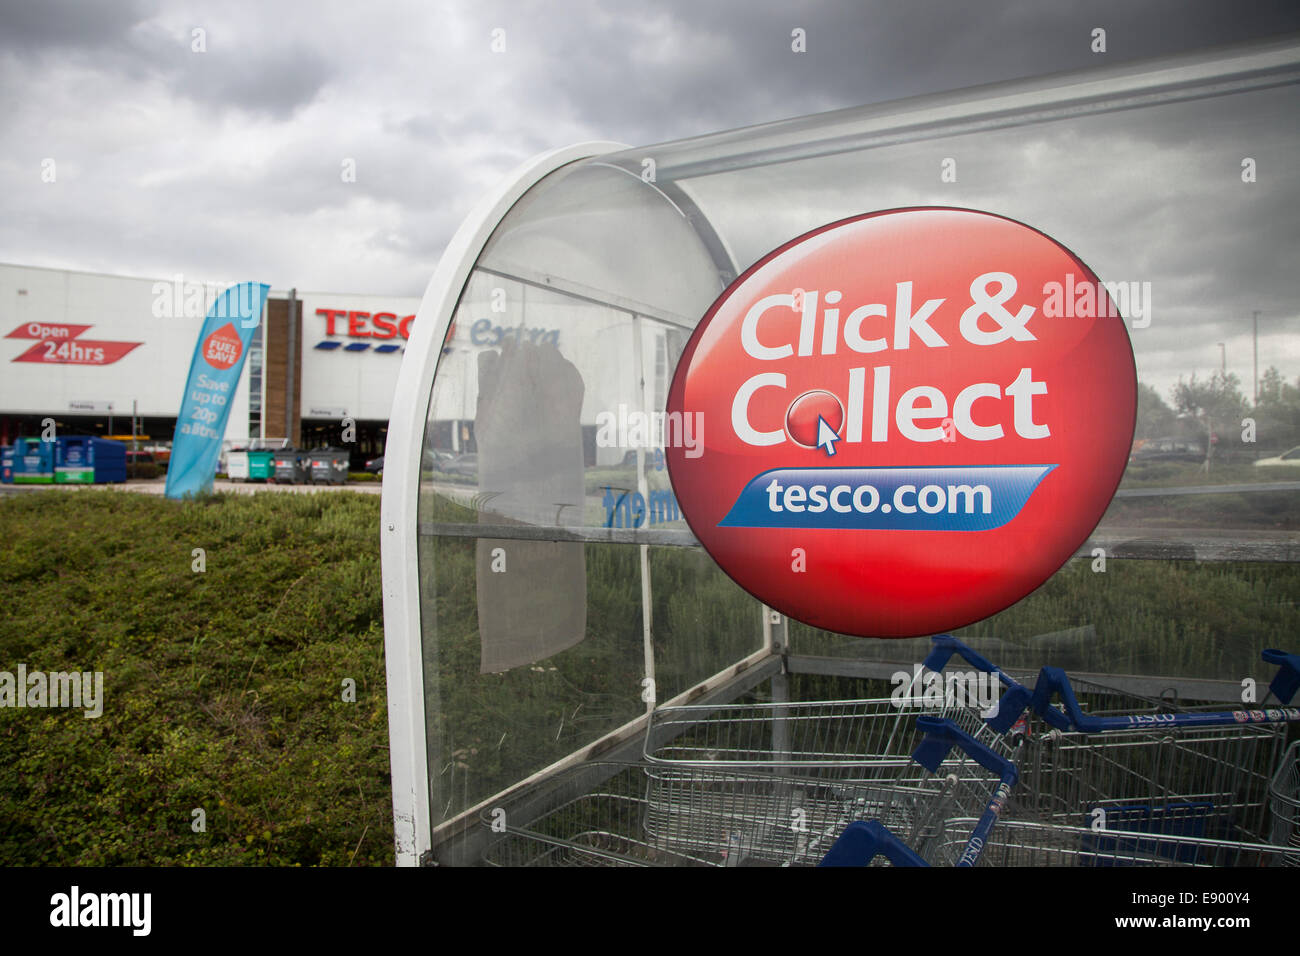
[{"xmin": 1, "ymin": 0, "xmax": 1297, "ymax": 397}]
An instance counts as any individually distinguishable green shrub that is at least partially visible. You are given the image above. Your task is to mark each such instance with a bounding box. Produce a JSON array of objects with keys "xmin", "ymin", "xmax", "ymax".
[{"xmin": 0, "ymin": 490, "xmax": 392, "ymax": 866}]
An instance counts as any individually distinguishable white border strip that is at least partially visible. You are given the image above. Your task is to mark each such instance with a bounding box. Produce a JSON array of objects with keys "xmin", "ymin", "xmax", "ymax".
[{"xmin": 380, "ymin": 141, "xmax": 627, "ymax": 866}]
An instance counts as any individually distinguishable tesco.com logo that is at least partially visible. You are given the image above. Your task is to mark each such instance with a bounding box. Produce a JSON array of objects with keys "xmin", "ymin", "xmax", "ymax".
[{"xmin": 666, "ymin": 207, "xmax": 1136, "ymax": 639}]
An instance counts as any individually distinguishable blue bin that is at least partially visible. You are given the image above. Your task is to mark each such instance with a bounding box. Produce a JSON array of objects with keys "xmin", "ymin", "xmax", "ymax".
[
  {"xmin": 55, "ymin": 436, "xmax": 127, "ymax": 484},
  {"xmin": 12, "ymin": 437, "xmax": 55, "ymax": 484}
]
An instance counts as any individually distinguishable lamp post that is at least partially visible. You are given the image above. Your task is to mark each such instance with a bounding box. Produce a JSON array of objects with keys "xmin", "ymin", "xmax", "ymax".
[{"xmin": 1252, "ymin": 310, "xmax": 1260, "ymax": 407}]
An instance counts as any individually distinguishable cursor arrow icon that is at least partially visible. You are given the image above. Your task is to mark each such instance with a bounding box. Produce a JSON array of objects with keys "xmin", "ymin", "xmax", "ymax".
[{"xmin": 816, "ymin": 416, "xmax": 840, "ymax": 456}]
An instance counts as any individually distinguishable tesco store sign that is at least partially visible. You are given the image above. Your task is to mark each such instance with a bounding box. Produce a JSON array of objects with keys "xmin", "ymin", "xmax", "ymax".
[
  {"xmin": 313, "ymin": 310, "xmax": 561, "ymax": 351},
  {"xmin": 315, "ymin": 308, "xmax": 414, "ymax": 353},
  {"xmin": 666, "ymin": 207, "xmax": 1137, "ymax": 638}
]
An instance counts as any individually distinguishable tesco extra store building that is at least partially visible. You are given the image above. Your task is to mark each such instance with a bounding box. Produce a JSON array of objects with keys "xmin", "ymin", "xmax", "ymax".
[{"xmin": 0, "ymin": 261, "xmax": 510, "ymax": 467}]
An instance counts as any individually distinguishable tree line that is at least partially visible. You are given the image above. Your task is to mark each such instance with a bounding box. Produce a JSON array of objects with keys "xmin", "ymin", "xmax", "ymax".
[{"xmin": 1136, "ymin": 367, "xmax": 1300, "ymax": 464}]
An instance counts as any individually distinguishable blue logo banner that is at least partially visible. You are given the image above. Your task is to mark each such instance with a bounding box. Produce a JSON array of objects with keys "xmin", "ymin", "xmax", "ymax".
[
  {"xmin": 164, "ymin": 282, "xmax": 269, "ymax": 500},
  {"xmin": 718, "ymin": 464, "xmax": 1057, "ymax": 531}
]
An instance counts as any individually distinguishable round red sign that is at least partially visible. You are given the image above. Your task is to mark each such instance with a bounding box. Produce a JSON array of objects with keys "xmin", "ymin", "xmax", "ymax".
[
  {"xmin": 666, "ymin": 208, "xmax": 1136, "ymax": 638},
  {"xmin": 202, "ymin": 322, "xmax": 244, "ymax": 371}
]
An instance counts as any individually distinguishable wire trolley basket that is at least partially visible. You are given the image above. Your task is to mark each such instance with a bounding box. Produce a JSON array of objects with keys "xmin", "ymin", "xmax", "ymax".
[
  {"xmin": 743, "ymin": 712, "xmax": 1024, "ymax": 868},
  {"xmin": 479, "ymin": 762, "xmax": 714, "ymax": 867},
  {"xmin": 1014, "ymin": 665, "xmax": 1300, "ymax": 844},
  {"xmin": 643, "ymin": 696, "xmax": 942, "ymax": 781},
  {"xmin": 938, "ymin": 816, "xmax": 1299, "ymax": 867},
  {"xmin": 473, "ymin": 640, "xmax": 1299, "ymax": 867},
  {"xmin": 1270, "ymin": 740, "xmax": 1300, "ymax": 866}
]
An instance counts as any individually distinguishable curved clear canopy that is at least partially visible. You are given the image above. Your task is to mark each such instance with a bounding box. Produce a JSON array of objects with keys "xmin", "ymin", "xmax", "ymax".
[{"xmin": 395, "ymin": 36, "xmax": 1300, "ymax": 863}]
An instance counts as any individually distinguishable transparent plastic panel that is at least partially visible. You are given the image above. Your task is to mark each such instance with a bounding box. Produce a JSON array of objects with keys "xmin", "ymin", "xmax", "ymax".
[
  {"xmin": 763, "ymin": 94, "xmax": 1299, "ymax": 683},
  {"xmin": 632, "ymin": 82, "xmax": 1298, "ymax": 687},
  {"xmin": 418, "ymin": 159, "xmax": 727, "ymax": 532},
  {"xmin": 648, "ymin": 545, "xmax": 765, "ymax": 704},
  {"xmin": 785, "ymin": 557, "xmax": 1300, "ymax": 688},
  {"xmin": 417, "ymin": 158, "xmax": 743, "ymax": 833},
  {"xmin": 420, "ymin": 533, "xmax": 644, "ymax": 828},
  {"xmin": 414, "ymin": 55, "xmax": 1300, "ymax": 847}
]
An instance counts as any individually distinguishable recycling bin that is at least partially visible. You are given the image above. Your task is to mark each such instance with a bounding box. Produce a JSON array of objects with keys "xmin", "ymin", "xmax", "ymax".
[
  {"xmin": 247, "ymin": 450, "xmax": 275, "ymax": 481},
  {"xmin": 1, "ymin": 446, "xmax": 12, "ymax": 483},
  {"xmin": 11, "ymin": 437, "xmax": 55, "ymax": 484},
  {"xmin": 226, "ymin": 450, "xmax": 250, "ymax": 481},
  {"xmin": 272, "ymin": 449, "xmax": 308, "ymax": 484},
  {"xmin": 56, "ymin": 436, "xmax": 126, "ymax": 484},
  {"xmin": 308, "ymin": 448, "xmax": 350, "ymax": 485}
]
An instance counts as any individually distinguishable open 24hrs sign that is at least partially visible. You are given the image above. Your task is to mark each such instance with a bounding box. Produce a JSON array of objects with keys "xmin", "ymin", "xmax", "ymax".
[{"xmin": 666, "ymin": 208, "xmax": 1136, "ymax": 638}]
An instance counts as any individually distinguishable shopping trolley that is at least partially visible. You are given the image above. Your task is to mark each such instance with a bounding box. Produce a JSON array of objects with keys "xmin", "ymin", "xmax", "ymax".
[
  {"xmin": 1270, "ymin": 740, "xmax": 1300, "ymax": 866},
  {"xmin": 918, "ymin": 635, "xmax": 1037, "ymax": 750},
  {"xmin": 479, "ymin": 762, "xmax": 718, "ymax": 866},
  {"xmin": 813, "ymin": 715, "xmax": 1022, "ymax": 867},
  {"xmin": 644, "ymin": 696, "xmax": 935, "ymax": 783},
  {"xmin": 934, "ymin": 816, "xmax": 1298, "ymax": 867},
  {"xmin": 640, "ymin": 762, "xmax": 928, "ymax": 865},
  {"xmin": 1013, "ymin": 650, "xmax": 1300, "ymax": 844},
  {"xmin": 881, "ymin": 638, "xmax": 1300, "ymax": 855},
  {"xmin": 478, "ymin": 745, "xmax": 985, "ymax": 869},
  {"xmin": 642, "ymin": 635, "xmax": 1032, "ymax": 780},
  {"xmin": 1027, "ymin": 648, "xmax": 1300, "ymax": 734},
  {"xmin": 917, "ymin": 638, "xmax": 1300, "ymax": 737}
]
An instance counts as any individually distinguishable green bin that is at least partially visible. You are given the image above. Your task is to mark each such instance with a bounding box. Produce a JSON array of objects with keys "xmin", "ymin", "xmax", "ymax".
[{"xmin": 247, "ymin": 450, "xmax": 275, "ymax": 481}]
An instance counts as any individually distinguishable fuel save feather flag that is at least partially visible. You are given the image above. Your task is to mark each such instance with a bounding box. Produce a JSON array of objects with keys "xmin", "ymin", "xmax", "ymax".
[{"xmin": 165, "ymin": 282, "xmax": 270, "ymax": 499}]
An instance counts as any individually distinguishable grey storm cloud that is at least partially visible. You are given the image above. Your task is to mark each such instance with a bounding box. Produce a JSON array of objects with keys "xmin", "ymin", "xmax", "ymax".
[
  {"xmin": 0, "ymin": 0, "xmax": 155, "ymax": 51},
  {"xmin": 0, "ymin": 0, "xmax": 1295, "ymax": 406}
]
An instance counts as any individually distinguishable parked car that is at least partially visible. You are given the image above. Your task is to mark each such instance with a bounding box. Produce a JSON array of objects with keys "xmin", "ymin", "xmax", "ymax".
[
  {"xmin": 365, "ymin": 449, "xmax": 463, "ymax": 477},
  {"xmin": 125, "ymin": 450, "xmax": 161, "ymax": 480},
  {"xmin": 443, "ymin": 453, "xmax": 478, "ymax": 476},
  {"xmin": 428, "ymin": 449, "xmax": 457, "ymax": 471},
  {"xmin": 1254, "ymin": 446, "xmax": 1300, "ymax": 468},
  {"xmin": 1129, "ymin": 437, "xmax": 1204, "ymax": 463},
  {"xmin": 143, "ymin": 444, "xmax": 171, "ymax": 466}
]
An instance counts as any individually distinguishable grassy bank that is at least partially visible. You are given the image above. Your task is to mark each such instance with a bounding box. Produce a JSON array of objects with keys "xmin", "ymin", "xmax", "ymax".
[{"xmin": 0, "ymin": 490, "xmax": 390, "ymax": 866}]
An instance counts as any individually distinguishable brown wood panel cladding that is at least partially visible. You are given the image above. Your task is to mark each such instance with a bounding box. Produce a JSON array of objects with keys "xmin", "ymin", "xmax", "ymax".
[{"xmin": 263, "ymin": 297, "xmax": 302, "ymax": 446}]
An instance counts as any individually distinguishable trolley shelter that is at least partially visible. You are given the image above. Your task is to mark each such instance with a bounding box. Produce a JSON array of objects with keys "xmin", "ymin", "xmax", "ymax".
[{"xmin": 381, "ymin": 37, "xmax": 1300, "ymax": 866}]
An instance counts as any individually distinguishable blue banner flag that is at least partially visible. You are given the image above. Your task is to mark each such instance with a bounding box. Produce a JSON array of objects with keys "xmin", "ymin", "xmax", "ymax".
[{"xmin": 164, "ymin": 282, "xmax": 269, "ymax": 499}]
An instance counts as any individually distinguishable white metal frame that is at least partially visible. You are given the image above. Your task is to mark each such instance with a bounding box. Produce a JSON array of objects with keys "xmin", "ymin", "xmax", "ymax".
[{"xmin": 380, "ymin": 141, "xmax": 627, "ymax": 866}]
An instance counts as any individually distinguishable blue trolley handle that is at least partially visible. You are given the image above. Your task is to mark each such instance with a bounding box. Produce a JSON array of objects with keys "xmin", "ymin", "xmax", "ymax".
[
  {"xmin": 1263, "ymin": 649, "xmax": 1300, "ymax": 706},
  {"xmin": 922, "ymin": 635, "xmax": 1034, "ymax": 734},
  {"xmin": 911, "ymin": 715, "xmax": 1019, "ymax": 868},
  {"xmin": 923, "ymin": 634, "xmax": 1001, "ymax": 676},
  {"xmin": 1029, "ymin": 666, "xmax": 1094, "ymax": 731},
  {"xmin": 912, "ymin": 715, "xmax": 1020, "ymax": 784},
  {"xmin": 1032, "ymin": 663, "xmax": 1300, "ymax": 733},
  {"xmin": 818, "ymin": 821, "xmax": 928, "ymax": 867}
]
